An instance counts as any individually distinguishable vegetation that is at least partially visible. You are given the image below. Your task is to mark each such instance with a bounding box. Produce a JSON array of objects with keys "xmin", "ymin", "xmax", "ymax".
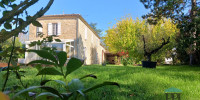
[
  {"xmin": 0, "ymin": 0, "xmax": 54, "ymax": 93},
  {"xmin": 140, "ymin": 0, "xmax": 200, "ymax": 65},
  {"xmin": 0, "ymin": 37, "xmax": 24, "ymax": 62},
  {"xmin": 104, "ymin": 17, "xmax": 179, "ymax": 63},
  {"xmin": 1, "ymin": 65, "xmax": 200, "ymax": 100},
  {"xmin": 89, "ymin": 23, "xmax": 103, "ymax": 37}
]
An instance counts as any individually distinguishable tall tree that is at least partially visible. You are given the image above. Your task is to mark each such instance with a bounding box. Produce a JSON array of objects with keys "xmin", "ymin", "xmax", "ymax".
[
  {"xmin": 89, "ymin": 22, "xmax": 102, "ymax": 37},
  {"xmin": 104, "ymin": 17, "xmax": 178, "ymax": 63},
  {"xmin": 140, "ymin": 0, "xmax": 200, "ymax": 65}
]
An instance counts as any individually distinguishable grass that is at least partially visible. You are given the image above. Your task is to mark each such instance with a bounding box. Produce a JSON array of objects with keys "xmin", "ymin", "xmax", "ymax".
[{"xmin": 1, "ymin": 65, "xmax": 200, "ymax": 100}]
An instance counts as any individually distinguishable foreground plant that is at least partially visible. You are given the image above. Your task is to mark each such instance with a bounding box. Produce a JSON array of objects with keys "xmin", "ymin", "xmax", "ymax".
[{"xmin": 11, "ymin": 49, "xmax": 119, "ymax": 100}]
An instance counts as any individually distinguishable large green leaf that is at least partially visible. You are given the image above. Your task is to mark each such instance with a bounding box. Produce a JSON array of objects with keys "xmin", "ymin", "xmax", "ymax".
[
  {"xmin": 57, "ymin": 51, "xmax": 67, "ymax": 67},
  {"xmin": 67, "ymin": 79, "xmax": 84, "ymax": 92},
  {"xmin": 37, "ymin": 68, "xmax": 63, "ymax": 76},
  {"xmin": 36, "ymin": 92, "xmax": 59, "ymax": 99},
  {"xmin": 83, "ymin": 82, "xmax": 120, "ymax": 93},
  {"xmin": 28, "ymin": 60, "xmax": 56, "ymax": 65},
  {"xmin": 40, "ymin": 80, "xmax": 67, "ymax": 88},
  {"xmin": 79, "ymin": 74, "xmax": 97, "ymax": 80},
  {"xmin": 27, "ymin": 50, "xmax": 57, "ymax": 64},
  {"xmin": 65, "ymin": 58, "xmax": 83, "ymax": 77},
  {"xmin": 32, "ymin": 20, "xmax": 42, "ymax": 27},
  {"xmin": 12, "ymin": 86, "xmax": 62, "ymax": 99}
]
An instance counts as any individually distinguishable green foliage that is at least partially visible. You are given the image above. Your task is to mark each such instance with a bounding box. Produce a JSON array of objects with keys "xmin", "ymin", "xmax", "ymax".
[
  {"xmin": 140, "ymin": 0, "xmax": 200, "ymax": 65},
  {"xmin": 104, "ymin": 17, "xmax": 179, "ymax": 63},
  {"xmin": 11, "ymin": 45, "xmax": 119, "ymax": 99},
  {"xmin": 0, "ymin": 39, "xmax": 25, "ymax": 62},
  {"xmin": 1, "ymin": 65, "xmax": 200, "ymax": 99},
  {"xmin": 121, "ymin": 56, "xmax": 134, "ymax": 66}
]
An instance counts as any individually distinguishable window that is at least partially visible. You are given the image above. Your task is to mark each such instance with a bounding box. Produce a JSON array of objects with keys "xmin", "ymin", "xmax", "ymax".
[
  {"xmin": 36, "ymin": 27, "xmax": 42, "ymax": 37},
  {"xmin": 66, "ymin": 41, "xmax": 74, "ymax": 59},
  {"xmin": 52, "ymin": 43, "xmax": 63, "ymax": 51},
  {"xmin": 48, "ymin": 23, "xmax": 61, "ymax": 36},
  {"xmin": 52, "ymin": 23, "xmax": 58, "ymax": 35}
]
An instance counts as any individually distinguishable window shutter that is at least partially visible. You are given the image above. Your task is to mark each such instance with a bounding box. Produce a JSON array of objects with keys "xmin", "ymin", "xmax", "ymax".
[
  {"xmin": 85, "ymin": 27, "xmax": 87, "ymax": 40},
  {"xmin": 39, "ymin": 27, "xmax": 43, "ymax": 32},
  {"xmin": 57, "ymin": 23, "xmax": 61, "ymax": 35},
  {"xmin": 48, "ymin": 23, "xmax": 52, "ymax": 35}
]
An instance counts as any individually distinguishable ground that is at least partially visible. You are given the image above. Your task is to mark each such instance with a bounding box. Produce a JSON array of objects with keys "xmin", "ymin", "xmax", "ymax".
[{"xmin": 0, "ymin": 65, "xmax": 200, "ymax": 100}]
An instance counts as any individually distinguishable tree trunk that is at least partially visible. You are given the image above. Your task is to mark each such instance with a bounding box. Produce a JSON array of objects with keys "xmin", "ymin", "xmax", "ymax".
[
  {"xmin": 189, "ymin": 0, "xmax": 197, "ymax": 65},
  {"xmin": 147, "ymin": 54, "xmax": 151, "ymax": 62}
]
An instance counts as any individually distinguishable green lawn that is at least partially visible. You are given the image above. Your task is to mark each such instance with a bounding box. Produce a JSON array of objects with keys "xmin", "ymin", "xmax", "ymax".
[{"xmin": 1, "ymin": 65, "xmax": 200, "ymax": 100}]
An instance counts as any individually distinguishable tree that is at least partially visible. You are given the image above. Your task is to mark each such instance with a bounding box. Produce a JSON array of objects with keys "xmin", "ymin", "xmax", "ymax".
[
  {"xmin": 140, "ymin": 0, "xmax": 200, "ymax": 65},
  {"xmin": 2, "ymin": 37, "xmax": 22, "ymax": 50},
  {"xmin": 0, "ymin": 0, "xmax": 54, "ymax": 91},
  {"xmin": 104, "ymin": 17, "xmax": 178, "ymax": 63},
  {"xmin": 89, "ymin": 23, "xmax": 103, "ymax": 37}
]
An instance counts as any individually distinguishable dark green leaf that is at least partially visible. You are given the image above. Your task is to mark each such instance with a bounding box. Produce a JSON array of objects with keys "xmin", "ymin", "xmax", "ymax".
[
  {"xmin": 40, "ymin": 80, "xmax": 51, "ymax": 86},
  {"xmin": 4, "ymin": 22, "xmax": 12, "ymax": 29},
  {"xmin": 0, "ymin": 2, "xmax": 5, "ymax": 8},
  {"xmin": 79, "ymin": 74, "xmax": 97, "ymax": 80},
  {"xmin": 28, "ymin": 60, "xmax": 55, "ymax": 65},
  {"xmin": 37, "ymin": 68, "xmax": 63, "ymax": 76},
  {"xmin": 35, "ymin": 64, "xmax": 42, "ymax": 71},
  {"xmin": 27, "ymin": 50, "xmax": 57, "ymax": 64},
  {"xmin": 65, "ymin": 58, "xmax": 83, "ymax": 77},
  {"xmin": 57, "ymin": 51, "xmax": 67, "ymax": 67},
  {"xmin": 55, "ymin": 39, "xmax": 61, "ymax": 42},
  {"xmin": 32, "ymin": 20, "xmax": 42, "ymax": 27},
  {"xmin": 83, "ymin": 82, "xmax": 120, "ymax": 93}
]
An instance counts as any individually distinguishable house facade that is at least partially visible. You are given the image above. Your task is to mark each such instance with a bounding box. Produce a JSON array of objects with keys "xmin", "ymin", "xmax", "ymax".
[{"xmin": 25, "ymin": 14, "xmax": 106, "ymax": 65}]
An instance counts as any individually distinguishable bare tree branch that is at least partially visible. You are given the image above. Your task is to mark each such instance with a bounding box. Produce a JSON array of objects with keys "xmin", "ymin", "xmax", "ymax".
[
  {"xmin": 0, "ymin": 0, "xmax": 39, "ymax": 26},
  {"xmin": 0, "ymin": 0, "xmax": 54, "ymax": 42}
]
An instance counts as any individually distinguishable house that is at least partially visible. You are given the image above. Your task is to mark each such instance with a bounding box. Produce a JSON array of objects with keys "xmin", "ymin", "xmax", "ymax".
[{"xmin": 25, "ymin": 14, "xmax": 106, "ymax": 65}]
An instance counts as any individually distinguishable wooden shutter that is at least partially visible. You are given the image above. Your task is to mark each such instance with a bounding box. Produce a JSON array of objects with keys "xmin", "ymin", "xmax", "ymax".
[
  {"xmin": 48, "ymin": 23, "xmax": 52, "ymax": 35},
  {"xmin": 57, "ymin": 23, "xmax": 61, "ymax": 35}
]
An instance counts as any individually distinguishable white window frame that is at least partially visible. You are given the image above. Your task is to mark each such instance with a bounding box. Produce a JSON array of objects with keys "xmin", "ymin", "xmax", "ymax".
[
  {"xmin": 36, "ymin": 27, "xmax": 42, "ymax": 37},
  {"xmin": 48, "ymin": 23, "xmax": 61, "ymax": 36}
]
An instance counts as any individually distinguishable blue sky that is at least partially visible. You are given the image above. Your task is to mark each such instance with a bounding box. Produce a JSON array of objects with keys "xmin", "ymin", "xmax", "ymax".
[{"xmin": 28, "ymin": 0, "xmax": 149, "ymax": 35}]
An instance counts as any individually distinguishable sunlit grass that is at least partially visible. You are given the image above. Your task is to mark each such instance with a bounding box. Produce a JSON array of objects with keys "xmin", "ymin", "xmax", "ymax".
[{"xmin": 0, "ymin": 65, "xmax": 200, "ymax": 100}]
